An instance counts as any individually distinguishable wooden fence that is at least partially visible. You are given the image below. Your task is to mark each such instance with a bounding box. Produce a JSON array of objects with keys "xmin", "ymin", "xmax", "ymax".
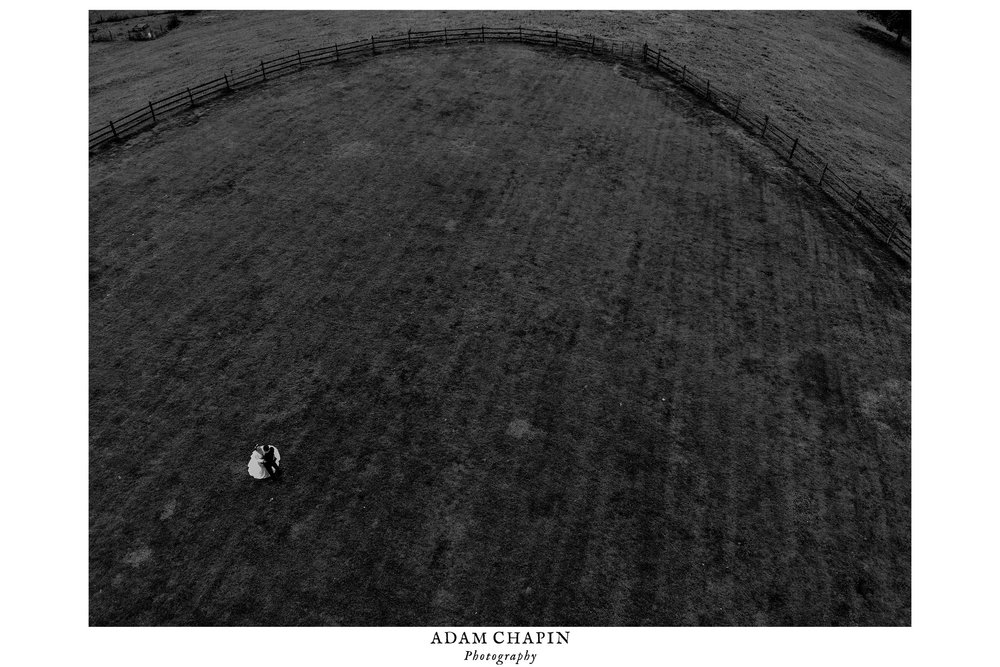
[
  {"xmin": 89, "ymin": 25, "xmax": 910, "ymax": 262},
  {"xmin": 638, "ymin": 43, "xmax": 910, "ymax": 261}
]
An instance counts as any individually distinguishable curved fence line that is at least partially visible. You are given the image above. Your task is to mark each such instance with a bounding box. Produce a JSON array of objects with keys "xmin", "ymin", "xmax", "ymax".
[
  {"xmin": 636, "ymin": 43, "xmax": 910, "ymax": 261},
  {"xmin": 89, "ymin": 25, "xmax": 909, "ymax": 262}
]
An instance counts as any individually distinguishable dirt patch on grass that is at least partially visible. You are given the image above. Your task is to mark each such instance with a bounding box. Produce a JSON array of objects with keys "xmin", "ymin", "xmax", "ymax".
[
  {"xmin": 334, "ymin": 139, "xmax": 379, "ymax": 160},
  {"xmin": 159, "ymin": 498, "xmax": 177, "ymax": 520},
  {"xmin": 123, "ymin": 546, "xmax": 153, "ymax": 567},
  {"xmin": 506, "ymin": 419, "xmax": 539, "ymax": 440}
]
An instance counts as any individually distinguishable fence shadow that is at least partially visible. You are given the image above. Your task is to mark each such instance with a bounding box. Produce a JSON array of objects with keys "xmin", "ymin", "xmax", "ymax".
[{"xmin": 853, "ymin": 25, "xmax": 910, "ymax": 58}]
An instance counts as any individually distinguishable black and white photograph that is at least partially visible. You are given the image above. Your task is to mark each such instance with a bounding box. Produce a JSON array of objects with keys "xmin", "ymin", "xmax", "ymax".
[
  {"xmin": 9, "ymin": 0, "xmax": 1000, "ymax": 664},
  {"xmin": 86, "ymin": 5, "xmax": 915, "ymax": 627}
]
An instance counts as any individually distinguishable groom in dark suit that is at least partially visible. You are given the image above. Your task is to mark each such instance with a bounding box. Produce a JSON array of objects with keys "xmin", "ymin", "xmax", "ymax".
[{"xmin": 261, "ymin": 444, "xmax": 281, "ymax": 481}]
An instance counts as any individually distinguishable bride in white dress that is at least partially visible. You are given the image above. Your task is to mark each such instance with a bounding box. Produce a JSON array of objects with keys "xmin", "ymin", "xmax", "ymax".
[{"xmin": 247, "ymin": 444, "xmax": 281, "ymax": 479}]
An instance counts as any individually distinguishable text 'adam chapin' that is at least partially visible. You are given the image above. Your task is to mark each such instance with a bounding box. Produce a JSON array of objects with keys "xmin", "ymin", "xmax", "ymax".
[
  {"xmin": 431, "ymin": 631, "xmax": 569, "ymax": 664},
  {"xmin": 431, "ymin": 631, "xmax": 570, "ymax": 645}
]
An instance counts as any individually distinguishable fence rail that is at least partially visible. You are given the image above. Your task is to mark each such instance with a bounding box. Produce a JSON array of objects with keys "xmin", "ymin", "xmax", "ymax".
[
  {"xmin": 637, "ymin": 43, "xmax": 910, "ymax": 260},
  {"xmin": 89, "ymin": 25, "xmax": 909, "ymax": 262}
]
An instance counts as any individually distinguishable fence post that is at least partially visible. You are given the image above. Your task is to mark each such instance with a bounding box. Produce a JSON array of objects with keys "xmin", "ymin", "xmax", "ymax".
[
  {"xmin": 887, "ymin": 219, "xmax": 900, "ymax": 243},
  {"xmin": 297, "ymin": 50, "xmax": 302, "ymax": 67},
  {"xmin": 789, "ymin": 137, "xmax": 799, "ymax": 160},
  {"xmin": 408, "ymin": 28, "xmax": 412, "ymax": 48},
  {"xmin": 706, "ymin": 79, "xmax": 710, "ymax": 99},
  {"xmin": 224, "ymin": 72, "xmax": 231, "ymax": 91},
  {"xmin": 734, "ymin": 97, "xmax": 741, "ymax": 120},
  {"xmin": 335, "ymin": 43, "xmax": 339, "ymax": 60},
  {"xmin": 187, "ymin": 87, "xmax": 195, "ymax": 107},
  {"xmin": 555, "ymin": 29, "xmax": 558, "ymax": 47},
  {"xmin": 591, "ymin": 36, "xmax": 595, "ymax": 53},
  {"xmin": 481, "ymin": 25, "xmax": 485, "ymax": 42},
  {"xmin": 519, "ymin": 26, "xmax": 522, "ymax": 43},
  {"xmin": 656, "ymin": 50, "xmax": 662, "ymax": 71},
  {"xmin": 642, "ymin": 43, "xmax": 648, "ymax": 62},
  {"xmin": 371, "ymin": 35, "xmax": 376, "ymax": 56},
  {"xmin": 762, "ymin": 115, "xmax": 769, "ymax": 138},
  {"xmin": 818, "ymin": 163, "xmax": 828, "ymax": 186},
  {"xmin": 444, "ymin": 28, "xmax": 448, "ymax": 45},
  {"xmin": 109, "ymin": 120, "xmax": 119, "ymax": 141},
  {"xmin": 148, "ymin": 101, "xmax": 156, "ymax": 124}
]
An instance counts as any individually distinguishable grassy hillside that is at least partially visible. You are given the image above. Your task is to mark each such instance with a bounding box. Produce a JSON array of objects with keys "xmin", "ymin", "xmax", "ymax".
[
  {"xmin": 89, "ymin": 10, "xmax": 910, "ymax": 223},
  {"xmin": 90, "ymin": 44, "xmax": 910, "ymax": 625}
]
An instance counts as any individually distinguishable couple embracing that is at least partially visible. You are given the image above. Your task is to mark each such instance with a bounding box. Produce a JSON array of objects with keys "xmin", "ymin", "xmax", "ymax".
[{"xmin": 247, "ymin": 443, "xmax": 282, "ymax": 481}]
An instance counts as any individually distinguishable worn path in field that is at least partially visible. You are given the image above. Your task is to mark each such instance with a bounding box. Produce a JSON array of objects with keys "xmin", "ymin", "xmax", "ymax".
[{"xmin": 90, "ymin": 46, "xmax": 909, "ymax": 625}]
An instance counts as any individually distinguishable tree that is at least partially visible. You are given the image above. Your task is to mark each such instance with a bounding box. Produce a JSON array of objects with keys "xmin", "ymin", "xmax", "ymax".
[{"xmin": 859, "ymin": 10, "xmax": 912, "ymax": 45}]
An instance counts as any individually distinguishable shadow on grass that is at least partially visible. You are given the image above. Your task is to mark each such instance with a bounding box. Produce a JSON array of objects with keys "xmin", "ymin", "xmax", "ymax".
[{"xmin": 854, "ymin": 24, "xmax": 910, "ymax": 59}]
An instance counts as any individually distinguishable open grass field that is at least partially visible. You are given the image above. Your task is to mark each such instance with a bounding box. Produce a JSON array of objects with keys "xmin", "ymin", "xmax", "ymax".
[
  {"xmin": 90, "ymin": 36, "xmax": 910, "ymax": 625},
  {"xmin": 89, "ymin": 10, "xmax": 910, "ymax": 224}
]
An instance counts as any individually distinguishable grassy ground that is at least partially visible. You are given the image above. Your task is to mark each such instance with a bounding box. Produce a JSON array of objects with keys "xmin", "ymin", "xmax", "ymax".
[
  {"xmin": 88, "ymin": 10, "xmax": 182, "ymax": 42},
  {"xmin": 89, "ymin": 10, "xmax": 910, "ymax": 222},
  {"xmin": 90, "ymin": 43, "xmax": 910, "ymax": 625}
]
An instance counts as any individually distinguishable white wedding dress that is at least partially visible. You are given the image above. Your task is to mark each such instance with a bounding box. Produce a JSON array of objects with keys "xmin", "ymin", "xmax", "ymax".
[{"xmin": 247, "ymin": 447, "xmax": 281, "ymax": 479}]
